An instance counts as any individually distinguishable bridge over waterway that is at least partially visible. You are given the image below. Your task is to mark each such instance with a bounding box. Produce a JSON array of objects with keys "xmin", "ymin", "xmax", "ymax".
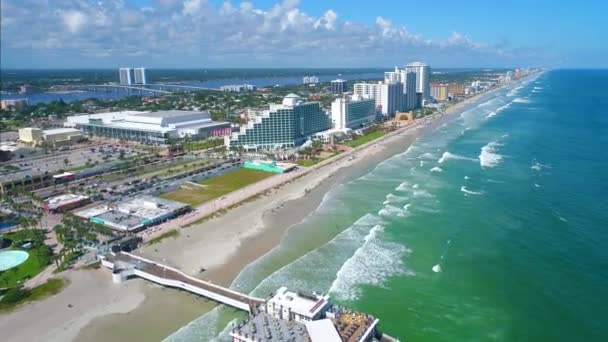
[
  {"xmin": 101, "ymin": 252, "xmax": 265, "ymax": 313},
  {"xmin": 75, "ymin": 83, "xmax": 221, "ymax": 95}
]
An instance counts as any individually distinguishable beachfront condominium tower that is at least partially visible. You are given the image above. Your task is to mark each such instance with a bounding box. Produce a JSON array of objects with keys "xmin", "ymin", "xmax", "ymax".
[
  {"xmin": 119, "ymin": 68, "xmax": 133, "ymax": 85},
  {"xmin": 384, "ymin": 67, "xmax": 418, "ymax": 110},
  {"xmin": 353, "ymin": 81, "xmax": 404, "ymax": 117},
  {"xmin": 403, "ymin": 71, "xmax": 418, "ymax": 110},
  {"xmin": 331, "ymin": 95, "xmax": 378, "ymax": 130},
  {"xmin": 331, "ymin": 79, "xmax": 347, "ymax": 94},
  {"xmin": 405, "ymin": 62, "xmax": 431, "ymax": 100},
  {"xmin": 133, "ymin": 68, "xmax": 147, "ymax": 84},
  {"xmin": 225, "ymin": 94, "xmax": 332, "ymax": 150}
]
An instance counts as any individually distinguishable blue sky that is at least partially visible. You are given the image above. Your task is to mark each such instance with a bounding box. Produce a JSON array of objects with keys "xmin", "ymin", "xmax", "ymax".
[{"xmin": 1, "ymin": 0, "xmax": 607, "ymax": 68}]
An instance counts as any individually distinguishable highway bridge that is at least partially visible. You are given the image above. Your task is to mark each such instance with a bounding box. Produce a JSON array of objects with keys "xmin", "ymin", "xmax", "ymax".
[{"xmin": 75, "ymin": 83, "xmax": 221, "ymax": 94}]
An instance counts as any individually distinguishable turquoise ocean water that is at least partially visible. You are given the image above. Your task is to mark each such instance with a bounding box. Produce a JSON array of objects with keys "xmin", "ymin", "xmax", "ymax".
[{"xmin": 167, "ymin": 70, "xmax": 608, "ymax": 341}]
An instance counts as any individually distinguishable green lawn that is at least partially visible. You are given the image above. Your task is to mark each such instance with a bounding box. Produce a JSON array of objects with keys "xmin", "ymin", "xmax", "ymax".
[
  {"xmin": 344, "ymin": 130, "xmax": 386, "ymax": 148},
  {"xmin": 0, "ymin": 278, "xmax": 65, "ymax": 312},
  {"xmin": 0, "ymin": 246, "xmax": 53, "ymax": 288},
  {"xmin": 159, "ymin": 168, "xmax": 273, "ymax": 206}
]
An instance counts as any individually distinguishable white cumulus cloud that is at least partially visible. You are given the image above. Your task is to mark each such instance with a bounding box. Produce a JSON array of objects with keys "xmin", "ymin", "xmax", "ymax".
[{"xmin": 0, "ymin": 0, "xmax": 549, "ymax": 67}]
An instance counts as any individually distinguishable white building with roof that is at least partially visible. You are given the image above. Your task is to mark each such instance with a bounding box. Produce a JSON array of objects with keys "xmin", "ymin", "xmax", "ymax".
[
  {"xmin": 263, "ymin": 286, "xmax": 330, "ymax": 323},
  {"xmin": 18, "ymin": 127, "xmax": 84, "ymax": 146},
  {"xmin": 43, "ymin": 194, "xmax": 90, "ymax": 213},
  {"xmin": 66, "ymin": 110, "xmax": 231, "ymax": 143}
]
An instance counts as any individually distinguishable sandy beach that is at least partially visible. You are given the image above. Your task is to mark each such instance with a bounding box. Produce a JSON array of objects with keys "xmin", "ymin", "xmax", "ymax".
[{"xmin": 0, "ymin": 83, "xmax": 513, "ymax": 342}]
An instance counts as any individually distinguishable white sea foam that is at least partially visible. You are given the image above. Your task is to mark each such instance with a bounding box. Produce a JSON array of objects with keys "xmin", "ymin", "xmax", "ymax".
[
  {"xmin": 163, "ymin": 306, "xmax": 225, "ymax": 342},
  {"xmin": 507, "ymin": 85, "xmax": 524, "ymax": 97},
  {"xmin": 383, "ymin": 193, "xmax": 409, "ymax": 205},
  {"xmin": 464, "ymin": 176, "xmax": 469, "ymax": 180},
  {"xmin": 460, "ymin": 186, "xmax": 483, "ymax": 195},
  {"xmin": 430, "ymin": 166, "xmax": 443, "ymax": 173},
  {"xmin": 479, "ymin": 141, "xmax": 503, "ymax": 168},
  {"xmin": 534, "ymin": 86, "xmax": 543, "ymax": 90},
  {"xmin": 531, "ymin": 160, "xmax": 551, "ymax": 171},
  {"xmin": 514, "ymin": 97, "xmax": 532, "ymax": 103},
  {"xmin": 329, "ymin": 225, "xmax": 412, "ymax": 301},
  {"xmin": 395, "ymin": 181, "xmax": 410, "ymax": 192},
  {"xmin": 432, "ymin": 264, "xmax": 442, "ymax": 273},
  {"xmin": 438, "ymin": 151, "xmax": 476, "ymax": 164},
  {"xmin": 417, "ymin": 152, "xmax": 435, "ymax": 160},
  {"xmin": 412, "ymin": 184, "xmax": 419, "ymax": 189},
  {"xmin": 486, "ymin": 101, "xmax": 513, "ymax": 119},
  {"xmin": 379, "ymin": 204, "xmax": 409, "ymax": 218}
]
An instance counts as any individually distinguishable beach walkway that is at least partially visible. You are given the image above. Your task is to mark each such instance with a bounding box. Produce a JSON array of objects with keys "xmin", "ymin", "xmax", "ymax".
[{"xmin": 101, "ymin": 252, "xmax": 265, "ymax": 313}]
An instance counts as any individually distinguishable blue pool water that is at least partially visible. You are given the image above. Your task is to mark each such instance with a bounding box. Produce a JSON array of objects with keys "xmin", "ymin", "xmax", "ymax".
[{"xmin": 0, "ymin": 250, "xmax": 29, "ymax": 271}]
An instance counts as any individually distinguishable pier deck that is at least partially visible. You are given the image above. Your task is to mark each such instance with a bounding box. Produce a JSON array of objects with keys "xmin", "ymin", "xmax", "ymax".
[{"xmin": 102, "ymin": 252, "xmax": 264, "ymax": 313}]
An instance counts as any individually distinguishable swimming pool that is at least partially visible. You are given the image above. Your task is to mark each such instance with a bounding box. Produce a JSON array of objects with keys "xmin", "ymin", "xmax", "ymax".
[{"xmin": 0, "ymin": 250, "xmax": 29, "ymax": 271}]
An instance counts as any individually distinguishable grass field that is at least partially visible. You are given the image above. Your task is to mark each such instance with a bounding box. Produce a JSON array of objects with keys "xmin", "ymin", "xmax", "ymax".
[
  {"xmin": 344, "ymin": 130, "xmax": 385, "ymax": 148},
  {"xmin": 0, "ymin": 245, "xmax": 53, "ymax": 288},
  {"xmin": 0, "ymin": 278, "xmax": 65, "ymax": 312},
  {"xmin": 159, "ymin": 168, "xmax": 273, "ymax": 206}
]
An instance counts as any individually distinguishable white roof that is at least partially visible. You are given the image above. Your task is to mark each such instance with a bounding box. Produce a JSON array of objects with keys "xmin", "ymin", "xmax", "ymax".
[
  {"xmin": 73, "ymin": 204, "xmax": 110, "ymax": 219},
  {"xmin": 53, "ymin": 172, "xmax": 75, "ymax": 179},
  {"xmin": 267, "ymin": 287, "xmax": 330, "ymax": 319},
  {"xmin": 45, "ymin": 194, "xmax": 88, "ymax": 210},
  {"xmin": 305, "ymin": 319, "xmax": 342, "ymax": 342},
  {"xmin": 66, "ymin": 110, "xmax": 227, "ymax": 134},
  {"xmin": 43, "ymin": 128, "xmax": 81, "ymax": 135}
]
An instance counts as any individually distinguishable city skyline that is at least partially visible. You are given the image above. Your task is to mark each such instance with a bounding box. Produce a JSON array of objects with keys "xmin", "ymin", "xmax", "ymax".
[{"xmin": 1, "ymin": 0, "xmax": 607, "ymax": 69}]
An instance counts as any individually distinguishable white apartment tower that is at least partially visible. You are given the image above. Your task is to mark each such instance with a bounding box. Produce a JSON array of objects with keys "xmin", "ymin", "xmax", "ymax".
[
  {"xmin": 134, "ymin": 68, "xmax": 147, "ymax": 84},
  {"xmin": 353, "ymin": 81, "xmax": 403, "ymax": 117},
  {"xmin": 405, "ymin": 62, "xmax": 431, "ymax": 100},
  {"xmin": 119, "ymin": 68, "xmax": 133, "ymax": 85}
]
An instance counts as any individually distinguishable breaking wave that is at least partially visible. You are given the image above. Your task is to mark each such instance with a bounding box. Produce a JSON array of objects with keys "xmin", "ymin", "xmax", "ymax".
[
  {"xmin": 460, "ymin": 186, "xmax": 484, "ymax": 195},
  {"xmin": 430, "ymin": 166, "xmax": 443, "ymax": 173},
  {"xmin": 514, "ymin": 97, "xmax": 532, "ymax": 103},
  {"xmin": 329, "ymin": 225, "xmax": 412, "ymax": 301},
  {"xmin": 379, "ymin": 204, "xmax": 410, "ymax": 218},
  {"xmin": 479, "ymin": 141, "xmax": 503, "ymax": 168},
  {"xmin": 383, "ymin": 193, "xmax": 409, "ymax": 205},
  {"xmin": 438, "ymin": 151, "xmax": 477, "ymax": 164}
]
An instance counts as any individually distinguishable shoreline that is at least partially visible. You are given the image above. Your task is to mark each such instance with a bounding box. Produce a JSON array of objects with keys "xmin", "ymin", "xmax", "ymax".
[{"xmin": 0, "ymin": 77, "xmax": 531, "ymax": 342}]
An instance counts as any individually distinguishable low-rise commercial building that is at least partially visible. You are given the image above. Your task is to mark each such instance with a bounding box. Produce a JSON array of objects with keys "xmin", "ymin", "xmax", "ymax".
[
  {"xmin": 225, "ymin": 94, "xmax": 332, "ymax": 150},
  {"xmin": 66, "ymin": 110, "xmax": 231, "ymax": 143},
  {"xmin": 43, "ymin": 194, "xmax": 91, "ymax": 213},
  {"xmin": 18, "ymin": 127, "xmax": 84, "ymax": 146},
  {"xmin": 74, "ymin": 195, "xmax": 189, "ymax": 232}
]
